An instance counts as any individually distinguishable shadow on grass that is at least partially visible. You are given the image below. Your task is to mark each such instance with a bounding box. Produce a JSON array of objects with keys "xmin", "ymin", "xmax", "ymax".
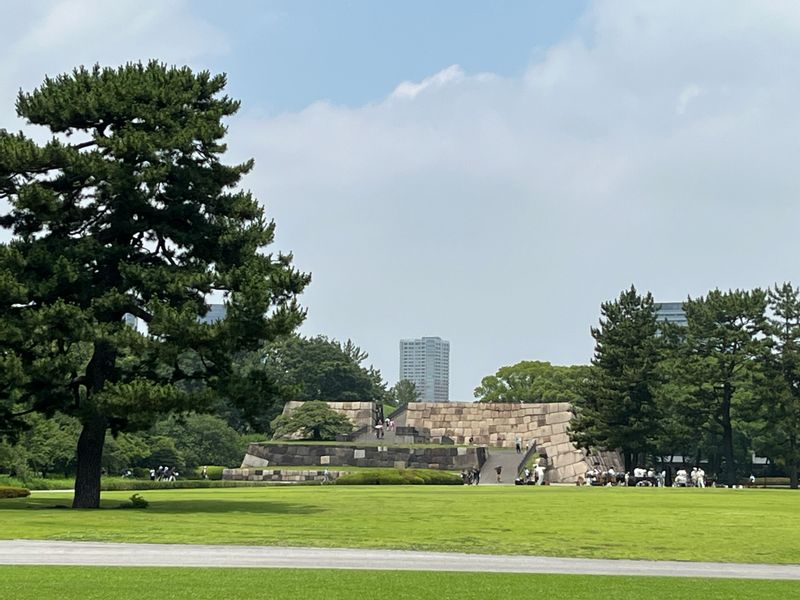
[{"xmin": 1, "ymin": 497, "xmax": 323, "ymax": 515}]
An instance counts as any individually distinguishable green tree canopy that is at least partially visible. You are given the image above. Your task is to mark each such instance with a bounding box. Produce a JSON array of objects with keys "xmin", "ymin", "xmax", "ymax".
[
  {"xmin": 261, "ymin": 335, "xmax": 388, "ymax": 402},
  {"xmin": 0, "ymin": 62, "xmax": 309, "ymax": 507},
  {"xmin": 270, "ymin": 401, "xmax": 354, "ymax": 441},
  {"xmin": 474, "ymin": 360, "xmax": 591, "ymax": 404},
  {"xmin": 757, "ymin": 283, "xmax": 800, "ymax": 488},
  {"xmin": 670, "ymin": 289, "xmax": 769, "ymax": 485},
  {"xmin": 570, "ymin": 286, "xmax": 663, "ymax": 471},
  {"xmin": 391, "ymin": 379, "xmax": 421, "ymax": 405}
]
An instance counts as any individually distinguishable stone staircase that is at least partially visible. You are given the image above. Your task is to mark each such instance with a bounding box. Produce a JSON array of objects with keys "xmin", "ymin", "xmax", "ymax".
[{"xmin": 479, "ymin": 448, "xmax": 523, "ymax": 485}]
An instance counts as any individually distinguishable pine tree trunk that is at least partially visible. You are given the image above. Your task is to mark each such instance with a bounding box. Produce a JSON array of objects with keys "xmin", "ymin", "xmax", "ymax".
[
  {"xmin": 72, "ymin": 339, "xmax": 116, "ymax": 509},
  {"xmin": 721, "ymin": 386, "xmax": 736, "ymax": 487},
  {"xmin": 72, "ymin": 415, "xmax": 107, "ymax": 508},
  {"xmin": 790, "ymin": 437, "xmax": 799, "ymax": 490}
]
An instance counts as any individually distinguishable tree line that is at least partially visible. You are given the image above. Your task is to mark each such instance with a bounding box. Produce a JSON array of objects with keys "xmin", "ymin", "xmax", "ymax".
[
  {"xmin": 474, "ymin": 285, "xmax": 800, "ymax": 488},
  {"xmin": 571, "ymin": 285, "xmax": 800, "ymax": 488},
  {"xmin": 0, "ymin": 334, "xmax": 405, "ymax": 480}
]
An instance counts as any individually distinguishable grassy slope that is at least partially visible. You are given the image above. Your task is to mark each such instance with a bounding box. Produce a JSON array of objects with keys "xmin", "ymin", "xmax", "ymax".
[
  {"xmin": 1, "ymin": 486, "xmax": 798, "ymax": 563},
  {"xmin": 3, "ymin": 567, "xmax": 799, "ymax": 600}
]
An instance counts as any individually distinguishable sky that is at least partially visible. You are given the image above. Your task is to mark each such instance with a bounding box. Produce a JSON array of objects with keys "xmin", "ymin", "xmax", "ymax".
[{"xmin": 3, "ymin": 0, "xmax": 800, "ymax": 400}]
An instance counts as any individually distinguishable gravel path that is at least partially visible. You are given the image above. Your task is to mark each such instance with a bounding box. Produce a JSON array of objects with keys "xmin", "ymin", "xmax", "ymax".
[{"xmin": 1, "ymin": 540, "xmax": 799, "ymax": 579}]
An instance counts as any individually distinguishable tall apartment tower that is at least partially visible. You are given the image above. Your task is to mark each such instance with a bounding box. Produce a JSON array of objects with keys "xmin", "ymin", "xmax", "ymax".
[
  {"xmin": 399, "ymin": 336, "xmax": 450, "ymax": 401},
  {"xmin": 655, "ymin": 302, "xmax": 688, "ymax": 327}
]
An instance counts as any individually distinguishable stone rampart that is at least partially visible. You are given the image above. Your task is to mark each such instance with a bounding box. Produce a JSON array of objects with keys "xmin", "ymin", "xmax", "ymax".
[
  {"xmin": 223, "ymin": 468, "xmax": 347, "ymax": 483},
  {"xmin": 239, "ymin": 442, "xmax": 486, "ymax": 471},
  {"xmin": 395, "ymin": 402, "xmax": 620, "ymax": 483}
]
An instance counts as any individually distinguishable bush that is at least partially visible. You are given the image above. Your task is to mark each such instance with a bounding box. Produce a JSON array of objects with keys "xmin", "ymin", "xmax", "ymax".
[
  {"xmin": 117, "ymin": 493, "xmax": 149, "ymax": 509},
  {"xmin": 132, "ymin": 467, "xmax": 151, "ymax": 479},
  {"xmin": 335, "ymin": 469, "xmax": 461, "ymax": 486},
  {"xmin": 0, "ymin": 486, "xmax": 31, "ymax": 499},
  {"xmin": 0, "ymin": 475, "xmax": 73, "ymax": 490},
  {"xmin": 411, "ymin": 470, "xmax": 462, "ymax": 485},
  {"xmin": 190, "ymin": 466, "xmax": 226, "ymax": 480}
]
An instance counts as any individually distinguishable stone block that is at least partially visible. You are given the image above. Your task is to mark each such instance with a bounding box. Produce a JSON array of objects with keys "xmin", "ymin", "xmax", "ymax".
[
  {"xmin": 320, "ymin": 455, "xmax": 330, "ymax": 465},
  {"xmin": 354, "ymin": 449, "xmax": 366, "ymax": 459}
]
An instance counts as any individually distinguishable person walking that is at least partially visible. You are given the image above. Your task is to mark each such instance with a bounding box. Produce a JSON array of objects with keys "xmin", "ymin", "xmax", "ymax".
[{"xmin": 495, "ymin": 465, "xmax": 503, "ymax": 483}]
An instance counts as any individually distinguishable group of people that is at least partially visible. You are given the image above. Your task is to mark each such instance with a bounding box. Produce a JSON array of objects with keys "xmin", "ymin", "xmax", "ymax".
[
  {"xmin": 460, "ymin": 467, "xmax": 481, "ymax": 485},
  {"xmin": 149, "ymin": 465, "xmax": 179, "ymax": 481},
  {"xmin": 578, "ymin": 465, "xmax": 715, "ymax": 488},
  {"xmin": 515, "ymin": 464, "xmax": 546, "ymax": 485},
  {"xmin": 674, "ymin": 466, "xmax": 707, "ymax": 487},
  {"xmin": 374, "ymin": 417, "xmax": 396, "ymax": 439}
]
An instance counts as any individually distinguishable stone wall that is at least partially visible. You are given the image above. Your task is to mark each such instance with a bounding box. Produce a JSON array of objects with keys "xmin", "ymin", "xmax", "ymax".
[
  {"xmin": 239, "ymin": 442, "xmax": 487, "ymax": 471},
  {"xmin": 281, "ymin": 401, "xmax": 374, "ymax": 430},
  {"xmin": 395, "ymin": 402, "xmax": 621, "ymax": 483},
  {"xmin": 223, "ymin": 468, "xmax": 347, "ymax": 483}
]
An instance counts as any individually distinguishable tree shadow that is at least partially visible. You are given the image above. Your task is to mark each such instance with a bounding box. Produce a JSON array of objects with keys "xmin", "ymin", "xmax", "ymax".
[{"xmin": 1, "ymin": 497, "xmax": 323, "ymax": 515}]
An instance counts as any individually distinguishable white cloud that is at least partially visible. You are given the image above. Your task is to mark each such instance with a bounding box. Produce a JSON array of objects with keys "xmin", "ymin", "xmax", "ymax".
[
  {"xmin": 228, "ymin": 0, "xmax": 800, "ymax": 398},
  {"xmin": 391, "ymin": 65, "xmax": 466, "ymax": 99},
  {"xmin": 4, "ymin": 0, "xmax": 800, "ymax": 400},
  {"xmin": 0, "ymin": 0, "xmax": 227, "ymax": 132}
]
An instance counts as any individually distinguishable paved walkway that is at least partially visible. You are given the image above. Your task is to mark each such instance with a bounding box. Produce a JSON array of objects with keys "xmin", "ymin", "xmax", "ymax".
[
  {"xmin": 479, "ymin": 448, "xmax": 523, "ymax": 485},
  {"xmin": 2, "ymin": 540, "xmax": 799, "ymax": 579}
]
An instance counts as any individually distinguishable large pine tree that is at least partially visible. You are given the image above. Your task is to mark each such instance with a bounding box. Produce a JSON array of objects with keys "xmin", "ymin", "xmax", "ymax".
[
  {"xmin": 0, "ymin": 62, "xmax": 310, "ymax": 507},
  {"xmin": 570, "ymin": 285, "xmax": 662, "ymax": 471},
  {"xmin": 757, "ymin": 283, "xmax": 800, "ymax": 488},
  {"xmin": 677, "ymin": 289, "xmax": 769, "ymax": 486}
]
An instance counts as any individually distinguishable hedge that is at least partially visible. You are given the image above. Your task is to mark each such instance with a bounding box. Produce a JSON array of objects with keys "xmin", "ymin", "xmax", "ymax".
[
  {"xmin": 0, "ymin": 486, "xmax": 31, "ymax": 499},
  {"xmin": 336, "ymin": 469, "xmax": 461, "ymax": 486},
  {"xmin": 190, "ymin": 466, "xmax": 226, "ymax": 480}
]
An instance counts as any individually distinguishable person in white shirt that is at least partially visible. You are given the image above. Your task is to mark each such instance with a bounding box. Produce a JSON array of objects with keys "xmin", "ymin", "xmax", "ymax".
[
  {"xmin": 675, "ymin": 469, "xmax": 688, "ymax": 487},
  {"xmin": 697, "ymin": 468, "xmax": 706, "ymax": 488},
  {"xmin": 535, "ymin": 464, "xmax": 545, "ymax": 485}
]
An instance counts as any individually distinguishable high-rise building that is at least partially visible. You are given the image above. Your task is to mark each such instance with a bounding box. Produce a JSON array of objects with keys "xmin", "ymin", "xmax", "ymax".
[
  {"xmin": 655, "ymin": 302, "xmax": 688, "ymax": 327},
  {"xmin": 399, "ymin": 336, "xmax": 450, "ymax": 401},
  {"xmin": 200, "ymin": 303, "xmax": 226, "ymax": 324}
]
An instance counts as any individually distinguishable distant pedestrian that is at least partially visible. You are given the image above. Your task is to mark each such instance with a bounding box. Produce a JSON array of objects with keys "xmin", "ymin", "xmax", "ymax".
[
  {"xmin": 201, "ymin": 466, "xmax": 208, "ymax": 480},
  {"xmin": 149, "ymin": 468, "xmax": 156, "ymax": 481},
  {"xmin": 472, "ymin": 467, "xmax": 481, "ymax": 485},
  {"xmin": 515, "ymin": 436, "xmax": 522, "ymax": 454},
  {"xmin": 495, "ymin": 465, "xmax": 503, "ymax": 483}
]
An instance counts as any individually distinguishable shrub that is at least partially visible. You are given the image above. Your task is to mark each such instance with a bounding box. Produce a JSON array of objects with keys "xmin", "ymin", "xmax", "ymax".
[
  {"xmin": 117, "ymin": 493, "xmax": 149, "ymax": 509},
  {"xmin": 0, "ymin": 486, "xmax": 31, "ymax": 499},
  {"xmin": 190, "ymin": 466, "xmax": 226, "ymax": 480},
  {"xmin": 335, "ymin": 469, "xmax": 461, "ymax": 486},
  {"xmin": 132, "ymin": 467, "xmax": 151, "ymax": 479},
  {"xmin": 410, "ymin": 470, "xmax": 462, "ymax": 485}
]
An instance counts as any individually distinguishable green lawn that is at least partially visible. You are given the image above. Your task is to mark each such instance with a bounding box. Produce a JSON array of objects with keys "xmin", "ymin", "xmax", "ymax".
[
  {"xmin": 1, "ymin": 486, "xmax": 798, "ymax": 564},
  {"xmin": 3, "ymin": 567, "xmax": 799, "ymax": 599}
]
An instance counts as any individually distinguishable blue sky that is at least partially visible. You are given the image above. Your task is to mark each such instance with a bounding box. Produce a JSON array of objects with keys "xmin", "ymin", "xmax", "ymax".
[
  {"xmin": 3, "ymin": 1, "xmax": 800, "ymax": 401},
  {"xmin": 196, "ymin": 1, "xmax": 587, "ymax": 113}
]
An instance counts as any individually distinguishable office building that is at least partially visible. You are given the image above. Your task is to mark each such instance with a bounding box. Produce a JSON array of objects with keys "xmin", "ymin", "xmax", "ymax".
[
  {"xmin": 399, "ymin": 336, "xmax": 450, "ymax": 401},
  {"xmin": 200, "ymin": 303, "xmax": 226, "ymax": 324},
  {"xmin": 655, "ymin": 302, "xmax": 688, "ymax": 327}
]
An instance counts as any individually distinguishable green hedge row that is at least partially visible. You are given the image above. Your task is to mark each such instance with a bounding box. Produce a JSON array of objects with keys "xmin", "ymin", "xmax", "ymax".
[
  {"xmin": 0, "ymin": 486, "xmax": 31, "ymax": 499},
  {"xmin": 335, "ymin": 469, "xmax": 461, "ymax": 486}
]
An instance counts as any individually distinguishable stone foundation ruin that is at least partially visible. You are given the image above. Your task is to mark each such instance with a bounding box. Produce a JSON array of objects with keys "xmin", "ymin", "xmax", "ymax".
[{"xmin": 228, "ymin": 401, "xmax": 621, "ymax": 484}]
